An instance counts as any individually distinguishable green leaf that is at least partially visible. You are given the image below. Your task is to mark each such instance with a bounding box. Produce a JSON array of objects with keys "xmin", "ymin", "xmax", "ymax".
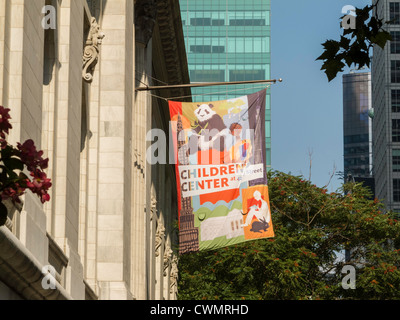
[
  {"xmin": 0, "ymin": 145, "xmax": 13, "ymax": 160},
  {"xmin": 3, "ymin": 166, "xmax": 18, "ymax": 180},
  {"xmin": 0, "ymin": 202, "xmax": 7, "ymax": 227},
  {"xmin": 321, "ymin": 59, "xmax": 345, "ymax": 82},
  {"xmin": 3, "ymin": 157, "xmax": 24, "ymax": 171},
  {"xmin": 371, "ymin": 30, "xmax": 392, "ymax": 49},
  {"xmin": 316, "ymin": 4, "xmax": 389, "ymax": 81},
  {"xmin": 355, "ymin": 5, "xmax": 373, "ymax": 25},
  {"xmin": 316, "ymin": 40, "xmax": 341, "ymax": 61},
  {"xmin": 343, "ymin": 52, "xmax": 355, "ymax": 68},
  {"xmin": 339, "ymin": 36, "xmax": 351, "ymax": 51}
]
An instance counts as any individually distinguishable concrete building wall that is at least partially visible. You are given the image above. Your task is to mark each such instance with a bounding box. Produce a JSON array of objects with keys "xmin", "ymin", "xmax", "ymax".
[{"xmin": 372, "ymin": 0, "xmax": 400, "ymax": 211}]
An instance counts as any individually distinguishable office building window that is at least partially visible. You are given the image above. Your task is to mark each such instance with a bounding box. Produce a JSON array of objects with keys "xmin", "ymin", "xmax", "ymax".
[
  {"xmin": 230, "ymin": 19, "xmax": 266, "ymax": 26},
  {"xmin": 344, "ymin": 134, "xmax": 369, "ymax": 144},
  {"xmin": 190, "ymin": 70, "xmax": 225, "ymax": 82},
  {"xmin": 393, "ymin": 150, "xmax": 400, "ymax": 172},
  {"xmin": 394, "ymin": 179, "xmax": 400, "ymax": 202},
  {"xmin": 230, "ymin": 70, "xmax": 265, "ymax": 81},
  {"xmin": 190, "ymin": 45, "xmax": 212, "ymax": 53},
  {"xmin": 344, "ymin": 157, "xmax": 369, "ymax": 167},
  {"xmin": 227, "ymin": 37, "xmax": 269, "ymax": 53},
  {"xmin": 212, "ymin": 19, "xmax": 224, "ymax": 26},
  {"xmin": 190, "ymin": 18, "xmax": 211, "ymax": 26},
  {"xmin": 390, "ymin": 3, "xmax": 400, "ymax": 24},
  {"xmin": 393, "ymin": 119, "xmax": 400, "ymax": 142},
  {"xmin": 212, "ymin": 46, "xmax": 225, "ymax": 53},
  {"xmin": 391, "ymin": 31, "xmax": 400, "ymax": 53},
  {"xmin": 391, "ymin": 60, "xmax": 400, "ymax": 82},
  {"xmin": 344, "ymin": 145, "xmax": 370, "ymax": 155},
  {"xmin": 392, "ymin": 90, "xmax": 400, "ymax": 112}
]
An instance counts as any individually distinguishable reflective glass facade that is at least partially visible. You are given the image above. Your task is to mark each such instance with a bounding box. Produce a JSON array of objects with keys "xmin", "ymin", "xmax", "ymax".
[
  {"xmin": 180, "ymin": 0, "xmax": 271, "ymax": 169},
  {"xmin": 343, "ymin": 72, "xmax": 373, "ymax": 179}
]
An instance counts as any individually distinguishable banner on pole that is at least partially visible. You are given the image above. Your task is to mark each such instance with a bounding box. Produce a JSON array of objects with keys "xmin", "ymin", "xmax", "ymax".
[{"xmin": 169, "ymin": 89, "xmax": 274, "ymax": 254}]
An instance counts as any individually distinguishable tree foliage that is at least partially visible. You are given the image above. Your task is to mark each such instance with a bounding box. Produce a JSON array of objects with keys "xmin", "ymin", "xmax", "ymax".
[
  {"xmin": 317, "ymin": 2, "xmax": 392, "ymax": 81},
  {"xmin": 178, "ymin": 171, "xmax": 400, "ymax": 300}
]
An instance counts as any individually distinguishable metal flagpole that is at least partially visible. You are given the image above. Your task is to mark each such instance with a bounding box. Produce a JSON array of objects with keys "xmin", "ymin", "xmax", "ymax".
[{"xmin": 135, "ymin": 78, "xmax": 283, "ymax": 91}]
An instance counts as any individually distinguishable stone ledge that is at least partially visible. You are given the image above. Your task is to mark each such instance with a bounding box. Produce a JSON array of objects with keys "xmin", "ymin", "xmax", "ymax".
[
  {"xmin": 84, "ymin": 279, "xmax": 98, "ymax": 300},
  {"xmin": 47, "ymin": 232, "xmax": 68, "ymax": 284},
  {"xmin": 2, "ymin": 198, "xmax": 22, "ymax": 232},
  {"xmin": 0, "ymin": 226, "xmax": 72, "ymax": 300}
]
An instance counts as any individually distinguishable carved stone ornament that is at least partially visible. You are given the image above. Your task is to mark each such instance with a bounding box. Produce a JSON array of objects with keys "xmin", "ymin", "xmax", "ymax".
[
  {"xmin": 133, "ymin": 148, "xmax": 145, "ymax": 178},
  {"xmin": 163, "ymin": 246, "xmax": 173, "ymax": 276},
  {"xmin": 169, "ymin": 255, "xmax": 178, "ymax": 294},
  {"xmin": 150, "ymin": 197, "xmax": 157, "ymax": 221},
  {"xmin": 155, "ymin": 223, "xmax": 165, "ymax": 257},
  {"xmin": 82, "ymin": 17, "xmax": 105, "ymax": 83},
  {"xmin": 135, "ymin": 0, "xmax": 157, "ymax": 47}
]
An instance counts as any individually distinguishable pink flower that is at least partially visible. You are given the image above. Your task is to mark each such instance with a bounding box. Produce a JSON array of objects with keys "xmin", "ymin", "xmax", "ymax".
[
  {"xmin": 26, "ymin": 169, "xmax": 52, "ymax": 203},
  {"xmin": 0, "ymin": 106, "xmax": 12, "ymax": 139},
  {"xmin": 0, "ymin": 139, "xmax": 7, "ymax": 149},
  {"xmin": 17, "ymin": 139, "xmax": 49, "ymax": 171},
  {"xmin": 0, "ymin": 107, "xmax": 52, "ymax": 205},
  {"xmin": 1, "ymin": 184, "xmax": 26, "ymax": 204}
]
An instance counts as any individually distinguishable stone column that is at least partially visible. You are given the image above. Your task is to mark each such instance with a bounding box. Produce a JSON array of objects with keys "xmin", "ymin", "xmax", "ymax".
[
  {"xmin": 0, "ymin": 0, "xmax": 6, "ymax": 104},
  {"xmin": 2, "ymin": 0, "xmax": 50, "ymax": 268},
  {"xmin": 132, "ymin": 0, "xmax": 157, "ymax": 300},
  {"xmin": 84, "ymin": 13, "xmax": 102, "ymax": 296},
  {"xmin": 96, "ymin": 0, "xmax": 133, "ymax": 300},
  {"xmin": 41, "ymin": 0, "xmax": 59, "ymax": 234},
  {"xmin": 52, "ymin": 0, "xmax": 86, "ymax": 299}
]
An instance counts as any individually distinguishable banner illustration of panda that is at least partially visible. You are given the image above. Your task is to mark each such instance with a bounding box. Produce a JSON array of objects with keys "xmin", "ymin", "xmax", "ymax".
[{"xmin": 169, "ymin": 89, "xmax": 274, "ymax": 254}]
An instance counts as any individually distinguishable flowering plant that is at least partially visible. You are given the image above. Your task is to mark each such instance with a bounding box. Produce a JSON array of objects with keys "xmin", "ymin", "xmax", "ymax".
[{"xmin": 0, "ymin": 106, "xmax": 52, "ymax": 226}]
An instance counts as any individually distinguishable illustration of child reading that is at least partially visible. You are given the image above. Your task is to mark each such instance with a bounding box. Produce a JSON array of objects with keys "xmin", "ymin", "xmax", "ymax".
[
  {"xmin": 242, "ymin": 190, "xmax": 271, "ymax": 227},
  {"xmin": 228, "ymin": 123, "xmax": 252, "ymax": 164}
]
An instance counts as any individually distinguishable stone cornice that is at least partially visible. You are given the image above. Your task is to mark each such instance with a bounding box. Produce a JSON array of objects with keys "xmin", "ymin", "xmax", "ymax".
[
  {"xmin": 154, "ymin": 0, "xmax": 191, "ymax": 100},
  {"xmin": 135, "ymin": 0, "xmax": 158, "ymax": 47},
  {"xmin": 0, "ymin": 226, "xmax": 72, "ymax": 300}
]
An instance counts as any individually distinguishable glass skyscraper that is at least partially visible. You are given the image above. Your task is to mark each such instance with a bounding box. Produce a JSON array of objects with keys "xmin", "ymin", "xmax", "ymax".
[
  {"xmin": 342, "ymin": 71, "xmax": 375, "ymax": 197},
  {"xmin": 343, "ymin": 71, "xmax": 373, "ymax": 179},
  {"xmin": 179, "ymin": 0, "xmax": 271, "ymax": 169}
]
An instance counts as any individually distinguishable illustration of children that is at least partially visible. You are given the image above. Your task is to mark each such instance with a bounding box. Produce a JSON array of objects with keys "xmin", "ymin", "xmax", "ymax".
[
  {"xmin": 228, "ymin": 123, "xmax": 252, "ymax": 163},
  {"xmin": 242, "ymin": 190, "xmax": 270, "ymax": 227}
]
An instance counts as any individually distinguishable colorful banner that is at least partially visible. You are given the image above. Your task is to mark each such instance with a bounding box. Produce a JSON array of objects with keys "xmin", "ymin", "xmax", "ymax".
[{"xmin": 169, "ymin": 89, "xmax": 274, "ymax": 254}]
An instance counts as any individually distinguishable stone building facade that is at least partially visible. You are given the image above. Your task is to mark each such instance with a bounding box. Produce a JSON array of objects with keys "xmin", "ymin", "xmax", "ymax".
[{"xmin": 0, "ymin": 0, "xmax": 191, "ymax": 300}]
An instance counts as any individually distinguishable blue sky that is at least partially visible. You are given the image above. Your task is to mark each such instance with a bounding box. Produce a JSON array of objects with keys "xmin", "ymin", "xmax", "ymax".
[{"xmin": 270, "ymin": 0, "xmax": 370, "ymax": 192}]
